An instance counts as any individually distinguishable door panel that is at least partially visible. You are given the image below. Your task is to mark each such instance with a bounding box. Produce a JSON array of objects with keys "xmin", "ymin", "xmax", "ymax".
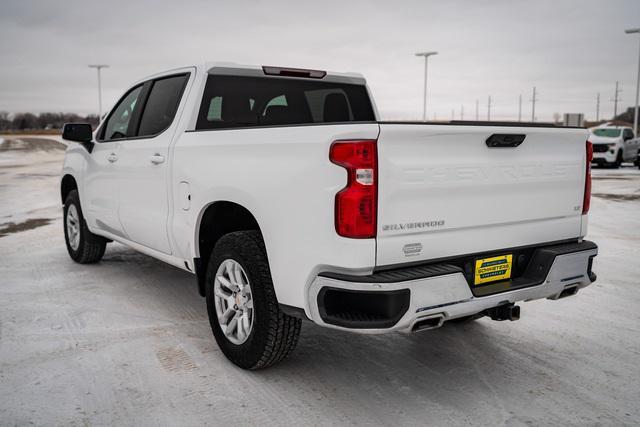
[
  {"xmin": 116, "ymin": 72, "xmax": 191, "ymax": 254},
  {"xmin": 84, "ymin": 83, "xmax": 145, "ymax": 237},
  {"xmin": 83, "ymin": 141, "xmax": 124, "ymax": 236},
  {"xmin": 117, "ymin": 138, "xmax": 172, "ymax": 253}
]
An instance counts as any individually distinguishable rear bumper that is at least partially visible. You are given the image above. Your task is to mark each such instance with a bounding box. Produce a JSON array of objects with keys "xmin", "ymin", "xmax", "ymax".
[{"xmin": 307, "ymin": 240, "xmax": 597, "ymax": 333}]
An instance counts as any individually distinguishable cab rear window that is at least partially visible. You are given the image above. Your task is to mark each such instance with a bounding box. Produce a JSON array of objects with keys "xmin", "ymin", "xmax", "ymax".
[{"xmin": 196, "ymin": 75, "xmax": 375, "ymax": 130}]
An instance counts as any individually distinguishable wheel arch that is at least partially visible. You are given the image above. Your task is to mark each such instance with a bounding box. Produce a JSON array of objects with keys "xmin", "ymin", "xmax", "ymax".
[
  {"xmin": 61, "ymin": 174, "xmax": 78, "ymax": 205},
  {"xmin": 194, "ymin": 200, "xmax": 262, "ymax": 296}
]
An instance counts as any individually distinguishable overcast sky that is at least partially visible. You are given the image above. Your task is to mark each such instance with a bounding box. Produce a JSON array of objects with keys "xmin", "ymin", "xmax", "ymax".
[{"xmin": 1, "ymin": 0, "xmax": 639, "ymax": 122}]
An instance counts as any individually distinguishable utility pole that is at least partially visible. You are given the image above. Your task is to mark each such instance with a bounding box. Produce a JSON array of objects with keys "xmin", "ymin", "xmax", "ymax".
[
  {"xmin": 475, "ymin": 99, "xmax": 479, "ymax": 120},
  {"xmin": 531, "ymin": 86, "xmax": 538, "ymax": 122},
  {"xmin": 487, "ymin": 95, "xmax": 492, "ymax": 121},
  {"xmin": 88, "ymin": 64, "xmax": 109, "ymax": 118},
  {"xmin": 461, "ymin": 104, "xmax": 464, "ymax": 120},
  {"xmin": 613, "ymin": 81, "xmax": 621, "ymax": 119},
  {"xmin": 415, "ymin": 52, "xmax": 438, "ymax": 121},
  {"xmin": 596, "ymin": 93, "xmax": 600, "ymax": 122},
  {"xmin": 625, "ymin": 28, "xmax": 640, "ymax": 136},
  {"xmin": 518, "ymin": 94, "xmax": 522, "ymax": 122}
]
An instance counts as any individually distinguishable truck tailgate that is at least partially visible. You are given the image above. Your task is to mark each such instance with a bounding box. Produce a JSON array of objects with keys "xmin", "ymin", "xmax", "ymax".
[{"xmin": 376, "ymin": 124, "xmax": 588, "ymax": 266}]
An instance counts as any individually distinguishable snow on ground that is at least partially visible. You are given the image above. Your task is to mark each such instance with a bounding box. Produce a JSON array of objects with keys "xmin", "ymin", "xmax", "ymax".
[{"xmin": 0, "ymin": 138, "xmax": 639, "ymax": 425}]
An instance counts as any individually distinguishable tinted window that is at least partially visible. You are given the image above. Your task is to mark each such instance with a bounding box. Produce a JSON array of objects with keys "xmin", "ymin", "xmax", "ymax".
[
  {"xmin": 592, "ymin": 128, "xmax": 621, "ymax": 138},
  {"xmin": 102, "ymin": 85, "xmax": 143, "ymax": 140},
  {"xmin": 196, "ymin": 75, "xmax": 375, "ymax": 130},
  {"xmin": 138, "ymin": 74, "xmax": 188, "ymax": 137}
]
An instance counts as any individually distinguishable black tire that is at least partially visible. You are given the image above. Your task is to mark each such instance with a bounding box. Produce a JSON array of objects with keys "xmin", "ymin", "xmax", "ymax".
[
  {"xmin": 205, "ymin": 231, "xmax": 301, "ymax": 369},
  {"xmin": 63, "ymin": 190, "xmax": 107, "ymax": 263},
  {"xmin": 613, "ymin": 151, "xmax": 623, "ymax": 168}
]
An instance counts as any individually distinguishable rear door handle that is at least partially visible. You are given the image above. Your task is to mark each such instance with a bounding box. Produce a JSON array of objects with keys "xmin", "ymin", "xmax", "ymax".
[
  {"xmin": 107, "ymin": 153, "xmax": 118, "ymax": 163},
  {"xmin": 150, "ymin": 153, "xmax": 165, "ymax": 164}
]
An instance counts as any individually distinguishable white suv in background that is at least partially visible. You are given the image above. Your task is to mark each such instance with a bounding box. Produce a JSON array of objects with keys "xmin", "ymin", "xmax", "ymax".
[{"xmin": 589, "ymin": 126, "xmax": 639, "ymax": 168}]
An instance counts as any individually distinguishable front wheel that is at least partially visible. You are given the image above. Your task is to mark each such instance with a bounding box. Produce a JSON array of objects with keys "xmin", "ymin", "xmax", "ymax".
[
  {"xmin": 613, "ymin": 151, "xmax": 623, "ymax": 168},
  {"xmin": 205, "ymin": 231, "xmax": 301, "ymax": 369},
  {"xmin": 63, "ymin": 190, "xmax": 107, "ymax": 263}
]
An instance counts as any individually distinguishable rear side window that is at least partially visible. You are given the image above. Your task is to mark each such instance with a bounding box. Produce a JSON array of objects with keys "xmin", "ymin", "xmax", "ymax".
[
  {"xmin": 196, "ymin": 75, "xmax": 375, "ymax": 130},
  {"xmin": 138, "ymin": 74, "xmax": 188, "ymax": 137}
]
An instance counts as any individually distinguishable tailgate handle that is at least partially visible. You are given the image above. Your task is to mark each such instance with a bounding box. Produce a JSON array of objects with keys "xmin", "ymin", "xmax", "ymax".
[{"xmin": 486, "ymin": 134, "xmax": 525, "ymax": 148}]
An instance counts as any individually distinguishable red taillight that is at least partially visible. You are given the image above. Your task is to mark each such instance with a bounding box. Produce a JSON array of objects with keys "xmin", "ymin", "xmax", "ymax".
[
  {"xmin": 330, "ymin": 140, "xmax": 377, "ymax": 238},
  {"xmin": 583, "ymin": 140, "xmax": 593, "ymax": 214}
]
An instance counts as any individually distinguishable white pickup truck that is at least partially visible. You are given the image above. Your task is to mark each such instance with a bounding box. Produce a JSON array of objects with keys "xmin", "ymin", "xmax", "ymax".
[{"xmin": 61, "ymin": 63, "xmax": 598, "ymax": 369}]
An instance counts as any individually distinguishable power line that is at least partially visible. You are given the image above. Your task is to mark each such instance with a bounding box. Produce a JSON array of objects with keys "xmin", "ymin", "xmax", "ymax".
[
  {"xmin": 612, "ymin": 81, "xmax": 622, "ymax": 118},
  {"xmin": 518, "ymin": 94, "xmax": 522, "ymax": 122},
  {"xmin": 531, "ymin": 87, "xmax": 538, "ymax": 122}
]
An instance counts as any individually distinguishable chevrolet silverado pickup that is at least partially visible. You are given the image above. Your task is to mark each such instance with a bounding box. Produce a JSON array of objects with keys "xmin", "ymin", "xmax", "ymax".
[{"xmin": 61, "ymin": 63, "xmax": 598, "ymax": 369}]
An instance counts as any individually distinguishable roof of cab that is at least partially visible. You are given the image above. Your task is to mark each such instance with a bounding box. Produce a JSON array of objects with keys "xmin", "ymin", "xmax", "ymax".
[{"xmin": 201, "ymin": 62, "xmax": 367, "ymax": 85}]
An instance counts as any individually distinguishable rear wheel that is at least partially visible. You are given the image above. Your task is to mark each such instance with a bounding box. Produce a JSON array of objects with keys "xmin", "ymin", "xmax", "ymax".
[
  {"xmin": 63, "ymin": 190, "xmax": 107, "ymax": 263},
  {"xmin": 205, "ymin": 231, "xmax": 301, "ymax": 369}
]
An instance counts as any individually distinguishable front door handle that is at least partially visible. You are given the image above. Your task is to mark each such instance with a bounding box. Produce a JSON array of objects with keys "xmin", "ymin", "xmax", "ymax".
[
  {"xmin": 107, "ymin": 153, "xmax": 118, "ymax": 163},
  {"xmin": 150, "ymin": 153, "xmax": 165, "ymax": 165}
]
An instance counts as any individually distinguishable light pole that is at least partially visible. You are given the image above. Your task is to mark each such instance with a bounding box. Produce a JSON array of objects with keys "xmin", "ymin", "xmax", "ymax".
[
  {"xmin": 625, "ymin": 28, "xmax": 640, "ymax": 136},
  {"xmin": 88, "ymin": 64, "xmax": 109, "ymax": 118},
  {"xmin": 415, "ymin": 52, "xmax": 438, "ymax": 121}
]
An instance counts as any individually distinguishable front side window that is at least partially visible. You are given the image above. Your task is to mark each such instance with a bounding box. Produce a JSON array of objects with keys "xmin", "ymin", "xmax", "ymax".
[
  {"xmin": 102, "ymin": 85, "xmax": 143, "ymax": 140},
  {"xmin": 138, "ymin": 74, "xmax": 189, "ymax": 137},
  {"xmin": 196, "ymin": 75, "xmax": 375, "ymax": 130}
]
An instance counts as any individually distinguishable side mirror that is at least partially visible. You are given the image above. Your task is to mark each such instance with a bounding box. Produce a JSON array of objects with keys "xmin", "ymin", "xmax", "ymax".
[{"xmin": 62, "ymin": 123, "xmax": 94, "ymax": 152}]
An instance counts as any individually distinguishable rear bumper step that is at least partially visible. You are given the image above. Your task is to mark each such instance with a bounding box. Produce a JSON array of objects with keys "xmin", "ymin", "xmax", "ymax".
[{"xmin": 308, "ymin": 240, "xmax": 597, "ymax": 333}]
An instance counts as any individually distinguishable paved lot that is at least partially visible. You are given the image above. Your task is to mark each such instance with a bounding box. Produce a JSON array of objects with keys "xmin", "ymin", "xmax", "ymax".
[{"xmin": 1, "ymin": 136, "xmax": 639, "ymax": 426}]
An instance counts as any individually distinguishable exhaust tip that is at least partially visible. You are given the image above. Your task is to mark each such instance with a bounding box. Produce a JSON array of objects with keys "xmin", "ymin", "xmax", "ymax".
[
  {"xmin": 558, "ymin": 285, "xmax": 579, "ymax": 299},
  {"xmin": 411, "ymin": 315, "xmax": 444, "ymax": 332}
]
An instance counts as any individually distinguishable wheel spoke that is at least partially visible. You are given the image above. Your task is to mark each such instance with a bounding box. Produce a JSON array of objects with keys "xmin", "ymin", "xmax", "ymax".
[
  {"xmin": 214, "ymin": 286, "xmax": 230, "ymax": 299},
  {"xmin": 236, "ymin": 313, "xmax": 245, "ymax": 340},
  {"xmin": 226, "ymin": 313, "xmax": 239, "ymax": 337},
  {"xmin": 221, "ymin": 305, "xmax": 235, "ymax": 323},
  {"xmin": 231, "ymin": 264, "xmax": 242, "ymax": 287},
  {"xmin": 217, "ymin": 275, "xmax": 238, "ymax": 293},
  {"xmin": 242, "ymin": 311, "xmax": 250, "ymax": 332}
]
